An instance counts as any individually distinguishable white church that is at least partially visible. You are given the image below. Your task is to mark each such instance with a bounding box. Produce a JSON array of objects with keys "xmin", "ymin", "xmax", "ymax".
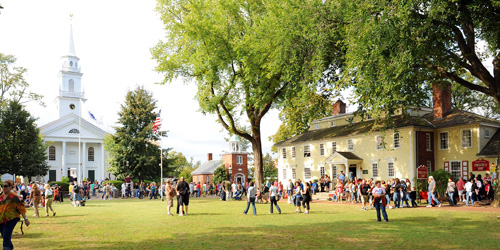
[{"xmin": 38, "ymin": 24, "xmax": 111, "ymax": 183}]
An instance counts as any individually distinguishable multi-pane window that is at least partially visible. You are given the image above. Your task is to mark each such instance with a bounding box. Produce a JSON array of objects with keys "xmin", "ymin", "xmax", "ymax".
[
  {"xmin": 332, "ymin": 142, "xmax": 337, "ymax": 152},
  {"xmin": 282, "ymin": 148, "xmax": 287, "ymax": 159},
  {"xmin": 320, "ymin": 144, "xmax": 325, "ymax": 156},
  {"xmin": 372, "ymin": 163, "xmax": 379, "ymax": 178},
  {"xmin": 394, "ymin": 133, "xmax": 400, "ymax": 148},
  {"xmin": 462, "ymin": 130, "xmax": 472, "ymax": 148},
  {"xmin": 451, "ymin": 161, "xmax": 461, "ymax": 180},
  {"xmin": 292, "ymin": 167, "xmax": 296, "ymax": 179},
  {"xmin": 283, "ymin": 168, "xmax": 287, "ymax": 180},
  {"xmin": 49, "ymin": 146, "xmax": 56, "ymax": 161},
  {"xmin": 320, "ymin": 166, "xmax": 325, "ymax": 176},
  {"xmin": 291, "ymin": 147, "xmax": 296, "ymax": 158},
  {"xmin": 485, "ymin": 129, "xmax": 490, "ymax": 138},
  {"xmin": 331, "ymin": 121, "xmax": 336, "ymax": 127},
  {"xmin": 427, "ymin": 161, "xmax": 432, "ymax": 172},
  {"xmin": 348, "ymin": 139, "xmax": 354, "ymax": 150},
  {"xmin": 304, "ymin": 167, "xmax": 311, "ymax": 179},
  {"xmin": 376, "ymin": 135, "xmax": 383, "ymax": 150},
  {"xmin": 304, "ymin": 145, "xmax": 311, "ymax": 157},
  {"xmin": 88, "ymin": 147, "xmax": 95, "ymax": 161},
  {"xmin": 440, "ymin": 132, "xmax": 449, "ymax": 150},
  {"xmin": 388, "ymin": 162, "xmax": 394, "ymax": 177},
  {"xmin": 237, "ymin": 155, "xmax": 243, "ymax": 164},
  {"xmin": 332, "ymin": 165, "xmax": 337, "ymax": 179},
  {"xmin": 426, "ymin": 133, "xmax": 431, "ymax": 151}
]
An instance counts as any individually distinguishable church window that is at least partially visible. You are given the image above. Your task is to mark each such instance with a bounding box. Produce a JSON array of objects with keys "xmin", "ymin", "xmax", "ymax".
[
  {"xmin": 49, "ymin": 146, "xmax": 56, "ymax": 161},
  {"xmin": 69, "ymin": 128, "xmax": 80, "ymax": 134},
  {"xmin": 69, "ymin": 79, "xmax": 75, "ymax": 92},
  {"xmin": 88, "ymin": 147, "xmax": 95, "ymax": 161},
  {"xmin": 237, "ymin": 155, "xmax": 243, "ymax": 164}
]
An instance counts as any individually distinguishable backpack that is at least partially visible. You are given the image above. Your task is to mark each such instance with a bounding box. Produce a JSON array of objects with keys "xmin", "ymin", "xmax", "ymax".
[{"xmin": 73, "ymin": 185, "xmax": 80, "ymax": 193}]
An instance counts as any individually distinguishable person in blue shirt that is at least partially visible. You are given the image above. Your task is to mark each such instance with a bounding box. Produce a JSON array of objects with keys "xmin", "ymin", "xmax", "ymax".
[
  {"xmin": 311, "ymin": 181, "xmax": 318, "ymax": 195},
  {"xmin": 339, "ymin": 171, "xmax": 345, "ymax": 184}
]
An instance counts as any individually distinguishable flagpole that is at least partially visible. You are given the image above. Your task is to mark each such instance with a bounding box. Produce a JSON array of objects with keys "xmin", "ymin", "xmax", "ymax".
[
  {"xmin": 78, "ymin": 97, "xmax": 82, "ymax": 185},
  {"xmin": 160, "ymin": 107, "xmax": 163, "ymax": 201}
]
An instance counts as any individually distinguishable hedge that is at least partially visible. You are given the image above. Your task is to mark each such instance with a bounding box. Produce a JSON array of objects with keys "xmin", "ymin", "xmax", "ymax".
[{"xmin": 49, "ymin": 181, "xmax": 70, "ymax": 191}]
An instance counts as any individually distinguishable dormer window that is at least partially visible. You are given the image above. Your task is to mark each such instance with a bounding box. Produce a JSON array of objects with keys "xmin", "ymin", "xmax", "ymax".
[
  {"xmin": 331, "ymin": 121, "xmax": 336, "ymax": 127},
  {"xmin": 315, "ymin": 124, "xmax": 320, "ymax": 130}
]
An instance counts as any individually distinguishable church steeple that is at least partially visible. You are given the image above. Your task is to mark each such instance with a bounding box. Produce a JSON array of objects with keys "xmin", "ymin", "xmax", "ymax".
[{"xmin": 56, "ymin": 16, "xmax": 85, "ymax": 119}]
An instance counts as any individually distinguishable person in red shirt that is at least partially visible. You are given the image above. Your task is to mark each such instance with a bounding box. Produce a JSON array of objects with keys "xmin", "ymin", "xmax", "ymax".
[
  {"xmin": 456, "ymin": 177, "xmax": 465, "ymax": 202},
  {"xmin": 196, "ymin": 182, "xmax": 201, "ymax": 197}
]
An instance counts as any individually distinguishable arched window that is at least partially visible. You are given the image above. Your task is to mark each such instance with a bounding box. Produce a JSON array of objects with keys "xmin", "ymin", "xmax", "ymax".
[
  {"xmin": 49, "ymin": 146, "xmax": 56, "ymax": 161},
  {"xmin": 88, "ymin": 147, "xmax": 95, "ymax": 161},
  {"xmin": 68, "ymin": 79, "xmax": 74, "ymax": 92}
]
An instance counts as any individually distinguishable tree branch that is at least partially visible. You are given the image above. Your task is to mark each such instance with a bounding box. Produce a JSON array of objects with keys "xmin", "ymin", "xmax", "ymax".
[
  {"xmin": 256, "ymin": 80, "xmax": 289, "ymax": 124},
  {"xmin": 428, "ymin": 64, "xmax": 493, "ymax": 96}
]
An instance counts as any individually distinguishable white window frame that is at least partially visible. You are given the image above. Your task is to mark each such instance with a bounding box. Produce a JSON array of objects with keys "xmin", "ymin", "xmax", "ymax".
[
  {"xmin": 237, "ymin": 155, "xmax": 243, "ymax": 164},
  {"xmin": 372, "ymin": 163, "xmax": 379, "ymax": 178},
  {"xmin": 426, "ymin": 160, "xmax": 432, "ymax": 171},
  {"xmin": 88, "ymin": 147, "xmax": 95, "ymax": 162},
  {"xmin": 320, "ymin": 165, "xmax": 325, "ymax": 176},
  {"xmin": 426, "ymin": 133, "xmax": 431, "ymax": 151},
  {"xmin": 320, "ymin": 143, "xmax": 325, "ymax": 156},
  {"xmin": 303, "ymin": 145, "xmax": 311, "ymax": 157},
  {"xmin": 393, "ymin": 133, "xmax": 400, "ymax": 149},
  {"xmin": 387, "ymin": 162, "xmax": 395, "ymax": 177},
  {"xmin": 331, "ymin": 121, "xmax": 336, "ymax": 127},
  {"xmin": 315, "ymin": 124, "xmax": 320, "ymax": 130},
  {"xmin": 304, "ymin": 167, "xmax": 311, "ymax": 179},
  {"xmin": 283, "ymin": 168, "xmax": 287, "ymax": 180},
  {"xmin": 291, "ymin": 147, "xmax": 296, "ymax": 158},
  {"xmin": 376, "ymin": 135, "xmax": 383, "ymax": 150},
  {"xmin": 439, "ymin": 132, "xmax": 449, "ymax": 150},
  {"xmin": 282, "ymin": 148, "xmax": 287, "ymax": 159},
  {"xmin": 485, "ymin": 128, "xmax": 490, "ymax": 138},
  {"xmin": 332, "ymin": 165, "xmax": 337, "ymax": 179},
  {"xmin": 461, "ymin": 129, "xmax": 472, "ymax": 148},
  {"xmin": 332, "ymin": 141, "xmax": 337, "ymax": 152},
  {"xmin": 450, "ymin": 161, "xmax": 462, "ymax": 180},
  {"xmin": 347, "ymin": 139, "xmax": 354, "ymax": 151},
  {"xmin": 49, "ymin": 146, "xmax": 56, "ymax": 161},
  {"xmin": 292, "ymin": 166, "xmax": 297, "ymax": 179}
]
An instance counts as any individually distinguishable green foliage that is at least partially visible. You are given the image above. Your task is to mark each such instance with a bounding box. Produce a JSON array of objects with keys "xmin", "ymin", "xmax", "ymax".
[
  {"xmin": 103, "ymin": 180, "xmax": 124, "ymax": 189},
  {"xmin": 0, "ymin": 101, "xmax": 49, "ymax": 177},
  {"xmin": 452, "ymin": 78, "xmax": 500, "ymax": 119},
  {"xmin": 0, "ymin": 53, "xmax": 43, "ymax": 107},
  {"xmin": 429, "ymin": 169, "xmax": 452, "ymax": 196},
  {"xmin": 167, "ymin": 151, "xmax": 191, "ymax": 177},
  {"xmin": 213, "ymin": 166, "xmax": 228, "ymax": 184},
  {"xmin": 262, "ymin": 153, "xmax": 277, "ymax": 179},
  {"xmin": 49, "ymin": 181, "xmax": 69, "ymax": 191},
  {"xmin": 105, "ymin": 86, "xmax": 171, "ymax": 181},
  {"xmin": 153, "ymin": 0, "xmax": 342, "ymax": 189},
  {"xmin": 178, "ymin": 166, "xmax": 195, "ymax": 183},
  {"xmin": 61, "ymin": 176, "xmax": 69, "ymax": 182}
]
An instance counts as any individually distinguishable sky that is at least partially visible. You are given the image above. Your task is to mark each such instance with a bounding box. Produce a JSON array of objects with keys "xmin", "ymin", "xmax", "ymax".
[{"xmin": 0, "ymin": 0, "xmax": 287, "ymax": 164}]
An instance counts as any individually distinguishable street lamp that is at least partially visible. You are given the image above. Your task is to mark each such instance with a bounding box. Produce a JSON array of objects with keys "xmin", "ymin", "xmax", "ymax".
[{"xmin": 229, "ymin": 166, "xmax": 232, "ymax": 182}]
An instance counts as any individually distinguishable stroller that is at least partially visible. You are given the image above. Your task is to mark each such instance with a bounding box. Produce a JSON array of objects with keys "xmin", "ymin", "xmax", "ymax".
[{"xmin": 233, "ymin": 190, "xmax": 242, "ymax": 200}]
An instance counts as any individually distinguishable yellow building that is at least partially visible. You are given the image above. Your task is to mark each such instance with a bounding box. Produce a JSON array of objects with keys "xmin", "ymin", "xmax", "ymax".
[{"xmin": 275, "ymin": 83, "xmax": 500, "ymax": 183}]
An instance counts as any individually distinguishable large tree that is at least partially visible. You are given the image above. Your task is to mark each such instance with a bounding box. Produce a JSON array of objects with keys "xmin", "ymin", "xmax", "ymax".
[
  {"xmin": 105, "ymin": 86, "xmax": 169, "ymax": 181},
  {"xmin": 153, "ymin": 0, "xmax": 341, "ymax": 188},
  {"xmin": 337, "ymin": 0, "xmax": 500, "ymax": 206},
  {"xmin": 0, "ymin": 101, "xmax": 49, "ymax": 179}
]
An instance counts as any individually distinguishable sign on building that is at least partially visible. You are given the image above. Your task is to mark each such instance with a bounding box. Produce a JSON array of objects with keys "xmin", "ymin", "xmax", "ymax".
[
  {"xmin": 472, "ymin": 159, "xmax": 489, "ymax": 171},
  {"xmin": 417, "ymin": 165, "xmax": 428, "ymax": 179}
]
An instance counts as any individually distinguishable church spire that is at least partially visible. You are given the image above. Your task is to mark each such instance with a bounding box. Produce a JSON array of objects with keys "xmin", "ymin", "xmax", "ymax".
[{"xmin": 69, "ymin": 14, "xmax": 76, "ymax": 56}]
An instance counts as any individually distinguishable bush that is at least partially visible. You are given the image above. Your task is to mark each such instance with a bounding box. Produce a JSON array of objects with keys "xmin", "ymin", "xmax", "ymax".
[
  {"xmin": 50, "ymin": 181, "xmax": 70, "ymax": 191},
  {"xmin": 61, "ymin": 176, "xmax": 69, "ymax": 182},
  {"xmin": 429, "ymin": 169, "xmax": 452, "ymax": 196},
  {"xmin": 103, "ymin": 180, "xmax": 123, "ymax": 189}
]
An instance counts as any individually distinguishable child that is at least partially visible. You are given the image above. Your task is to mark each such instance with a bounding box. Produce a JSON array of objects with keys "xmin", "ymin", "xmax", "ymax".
[{"xmin": 410, "ymin": 187, "xmax": 418, "ymax": 207}]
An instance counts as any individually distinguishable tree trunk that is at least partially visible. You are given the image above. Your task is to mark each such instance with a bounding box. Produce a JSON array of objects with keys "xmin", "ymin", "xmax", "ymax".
[
  {"xmin": 251, "ymin": 130, "xmax": 264, "ymax": 191},
  {"xmin": 492, "ymin": 139, "xmax": 500, "ymax": 207}
]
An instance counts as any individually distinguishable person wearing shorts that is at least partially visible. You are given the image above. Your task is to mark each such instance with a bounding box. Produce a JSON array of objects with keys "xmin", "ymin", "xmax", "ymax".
[
  {"xmin": 360, "ymin": 179, "xmax": 370, "ymax": 211},
  {"xmin": 176, "ymin": 177, "xmax": 190, "ymax": 216},
  {"xmin": 165, "ymin": 180, "xmax": 175, "ymax": 216}
]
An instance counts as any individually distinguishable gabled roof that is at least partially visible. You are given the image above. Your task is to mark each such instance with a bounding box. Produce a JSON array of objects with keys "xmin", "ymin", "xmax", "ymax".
[
  {"xmin": 478, "ymin": 129, "xmax": 500, "ymax": 157},
  {"xmin": 336, "ymin": 152, "xmax": 362, "ymax": 160},
  {"xmin": 39, "ymin": 113, "xmax": 108, "ymax": 140},
  {"xmin": 422, "ymin": 109, "xmax": 500, "ymax": 128},
  {"xmin": 191, "ymin": 160, "xmax": 223, "ymax": 175},
  {"xmin": 275, "ymin": 115, "xmax": 432, "ymax": 147}
]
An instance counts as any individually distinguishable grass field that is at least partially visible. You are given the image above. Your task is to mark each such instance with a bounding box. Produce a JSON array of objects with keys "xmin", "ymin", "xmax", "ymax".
[{"xmin": 11, "ymin": 198, "xmax": 500, "ymax": 250}]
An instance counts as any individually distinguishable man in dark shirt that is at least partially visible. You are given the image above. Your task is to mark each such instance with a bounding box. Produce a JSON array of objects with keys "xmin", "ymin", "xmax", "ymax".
[
  {"xmin": 176, "ymin": 177, "xmax": 190, "ymax": 216},
  {"xmin": 360, "ymin": 180, "xmax": 370, "ymax": 211}
]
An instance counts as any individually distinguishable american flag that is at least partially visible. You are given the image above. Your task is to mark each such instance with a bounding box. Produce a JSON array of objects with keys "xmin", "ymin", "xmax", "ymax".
[{"xmin": 153, "ymin": 109, "xmax": 162, "ymax": 135}]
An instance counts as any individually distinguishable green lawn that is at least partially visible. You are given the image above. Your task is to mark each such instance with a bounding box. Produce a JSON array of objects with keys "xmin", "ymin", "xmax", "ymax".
[{"xmin": 12, "ymin": 198, "xmax": 500, "ymax": 250}]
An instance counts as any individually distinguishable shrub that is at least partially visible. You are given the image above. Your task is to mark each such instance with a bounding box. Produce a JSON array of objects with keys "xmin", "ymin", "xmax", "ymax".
[
  {"xmin": 103, "ymin": 180, "xmax": 123, "ymax": 189},
  {"xmin": 61, "ymin": 176, "xmax": 69, "ymax": 182},
  {"xmin": 50, "ymin": 181, "xmax": 70, "ymax": 191},
  {"xmin": 429, "ymin": 169, "xmax": 451, "ymax": 197}
]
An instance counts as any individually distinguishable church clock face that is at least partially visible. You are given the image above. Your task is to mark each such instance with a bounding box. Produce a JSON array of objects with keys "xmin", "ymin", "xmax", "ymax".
[{"xmin": 69, "ymin": 104, "xmax": 76, "ymax": 110}]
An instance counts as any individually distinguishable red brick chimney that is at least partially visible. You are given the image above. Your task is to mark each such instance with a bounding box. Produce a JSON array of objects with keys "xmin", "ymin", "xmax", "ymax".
[
  {"xmin": 433, "ymin": 82, "xmax": 452, "ymax": 119},
  {"xmin": 333, "ymin": 100, "xmax": 346, "ymax": 115},
  {"xmin": 207, "ymin": 153, "xmax": 213, "ymax": 161}
]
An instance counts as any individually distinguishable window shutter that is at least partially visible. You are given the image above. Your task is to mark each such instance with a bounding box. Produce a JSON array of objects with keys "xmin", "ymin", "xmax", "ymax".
[
  {"xmin": 462, "ymin": 161, "xmax": 469, "ymax": 180},
  {"xmin": 444, "ymin": 161, "xmax": 450, "ymax": 172}
]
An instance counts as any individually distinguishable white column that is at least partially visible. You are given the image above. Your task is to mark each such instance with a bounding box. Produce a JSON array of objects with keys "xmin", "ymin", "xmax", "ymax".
[
  {"xmin": 82, "ymin": 142, "xmax": 87, "ymax": 180},
  {"xmin": 62, "ymin": 141, "xmax": 67, "ymax": 179},
  {"xmin": 409, "ymin": 130, "xmax": 415, "ymax": 181},
  {"xmin": 101, "ymin": 143, "xmax": 105, "ymax": 181}
]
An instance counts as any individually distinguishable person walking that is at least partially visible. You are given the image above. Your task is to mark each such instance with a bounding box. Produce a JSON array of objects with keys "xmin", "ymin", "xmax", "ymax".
[
  {"xmin": 293, "ymin": 181, "xmax": 302, "ymax": 213},
  {"xmin": 243, "ymin": 182, "xmax": 257, "ymax": 216},
  {"xmin": 165, "ymin": 180, "xmax": 175, "ymax": 216},
  {"xmin": 360, "ymin": 179, "xmax": 370, "ymax": 211},
  {"xmin": 269, "ymin": 183, "xmax": 281, "ymax": 214},
  {"xmin": 464, "ymin": 179, "xmax": 473, "ymax": 206},
  {"xmin": 372, "ymin": 181, "xmax": 389, "ymax": 222},
  {"xmin": 447, "ymin": 178, "xmax": 456, "ymax": 206},
  {"xmin": 43, "ymin": 184, "xmax": 56, "ymax": 217},
  {"xmin": 302, "ymin": 182, "xmax": 312, "ymax": 214},
  {"xmin": 287, "ymin": 179, "xmax": 293, "ymax": 204},
  {"xmin": 176, "ymin": 177, "xmax": 190, "ymax": 216},
  {"xmin": 0, "ymin": 180, "xmax": 30, "ymax": 250},
  {"xmin": 456, "ymin": 177, "xmax": 465, "ymax": 202},
  {"xmin": 30, "ymin": 184, "xmax": 42, "ymax": 217},
  {"xmin": 426, "ymin": 176, "xmax": 442, "ymax": 208}
]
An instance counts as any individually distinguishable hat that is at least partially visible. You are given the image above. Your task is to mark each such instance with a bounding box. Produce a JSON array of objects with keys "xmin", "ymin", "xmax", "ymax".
[{"xmin": 428, "ymin": 176, "xmax": 434, "ymax": 179}]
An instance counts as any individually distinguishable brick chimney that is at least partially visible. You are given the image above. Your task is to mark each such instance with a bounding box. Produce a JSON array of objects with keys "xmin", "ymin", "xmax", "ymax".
[
  {"xmin": 333, "ymin": 100, "xmax": 346, "ymax": 115},
  {"xmin": 433, "ymin": 82, "xmax": 452, "ymax": 119},
  {"xmin": 207, "ymin": 153, "xmax": 213, "ymax": 161}
]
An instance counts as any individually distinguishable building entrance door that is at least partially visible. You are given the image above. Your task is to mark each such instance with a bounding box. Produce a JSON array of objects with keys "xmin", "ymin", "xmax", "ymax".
[{"xmin": 349, "ymin": 165, "xmax": 357, "ymax": 181}]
